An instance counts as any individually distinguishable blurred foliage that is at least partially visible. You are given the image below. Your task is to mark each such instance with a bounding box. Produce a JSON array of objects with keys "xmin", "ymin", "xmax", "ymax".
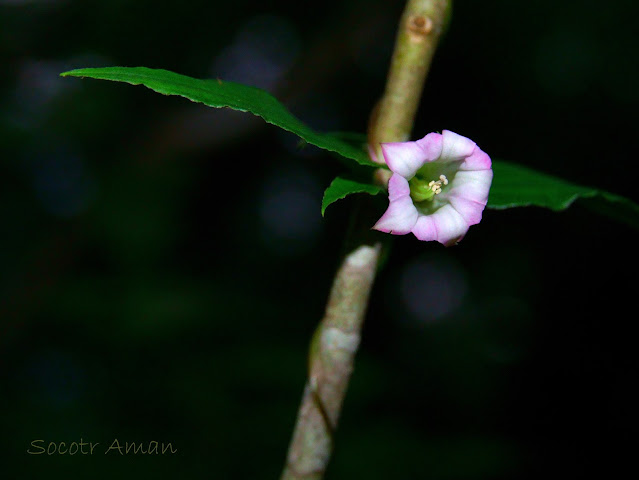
[{"xmin": 1, "ymin": 0, "xmax": 638, "ymax": 479}]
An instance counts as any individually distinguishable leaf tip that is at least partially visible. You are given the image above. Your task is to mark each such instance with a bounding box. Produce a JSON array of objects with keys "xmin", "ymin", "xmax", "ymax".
[{"xmin": 60, "ymin": 69, "xmax": 83, "ymax": 78}]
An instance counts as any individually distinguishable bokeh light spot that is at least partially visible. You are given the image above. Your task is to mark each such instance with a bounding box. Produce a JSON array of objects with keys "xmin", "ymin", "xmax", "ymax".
[
  {"xmin": 211, "ymin": 14, "xmax": 300, "ymax": 92},
  {"xmin": 396, "ymin": 254, "xmax": 468, "ymax": 325}
]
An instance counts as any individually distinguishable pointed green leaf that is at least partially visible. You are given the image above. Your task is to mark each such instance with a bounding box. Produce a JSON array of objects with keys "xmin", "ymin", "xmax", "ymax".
[
  {"xmin": 322, "ymin": 177, "xmax": 383, "ymax": 216},
  {"xmin": 60, "ymin": 66, "xmax": 378, "ymax": 167},
  {"xmin": 488, "ymin": 161, "xmax": 639, "ymax": 229}
]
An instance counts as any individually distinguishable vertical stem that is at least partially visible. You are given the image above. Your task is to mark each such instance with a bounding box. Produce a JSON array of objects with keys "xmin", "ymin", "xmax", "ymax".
[
  {"xmin": 281, "ymin": 236, "xmax": 382, "ymax": 480},
  {"xmin": 369, "ymin": 0, "xmax": 451, "ymax": 162},
  {"xmin": 281, "ymin": 2, "xmax": 450, "ymax": 479}
]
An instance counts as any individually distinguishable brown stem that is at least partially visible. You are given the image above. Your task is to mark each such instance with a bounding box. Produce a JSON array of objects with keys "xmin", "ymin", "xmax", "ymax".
[{"xmin": 281, "ymin": 2, "xmax": 450, "ymax": 479}]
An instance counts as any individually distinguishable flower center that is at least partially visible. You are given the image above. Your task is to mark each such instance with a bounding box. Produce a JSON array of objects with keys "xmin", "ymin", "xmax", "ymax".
[{"xmin": 409, "ymin": 174, "xmax": 448, "ymax": 202}]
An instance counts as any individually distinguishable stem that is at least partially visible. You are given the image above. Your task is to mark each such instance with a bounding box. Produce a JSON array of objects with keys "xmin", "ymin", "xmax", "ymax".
[
  {"xmin": 281, "ymin": 232, "xmax": 382, "ymax": 480},
  {"xmin": 368, "ymin": 0, "xmax": 451, "ymax": 163},
  {"xmin": 281, "ymin": 2, "xmax": 450, "ymax": 479}
]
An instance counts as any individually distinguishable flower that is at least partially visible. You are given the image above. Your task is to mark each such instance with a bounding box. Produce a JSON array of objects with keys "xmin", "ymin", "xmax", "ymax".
[{"xmin": 373, "ymin": 130, "xmax": 493, "ymax": 246}]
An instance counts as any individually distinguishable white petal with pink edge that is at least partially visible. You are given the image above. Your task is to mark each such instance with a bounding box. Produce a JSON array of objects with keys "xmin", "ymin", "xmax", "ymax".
[
  {"xmin": 459, "ymin": 147, "xmax": 492, "ymax": 171},
  {"xmin": 373, "ymin": 194, "xmax": 419, "ymax": 235},
  {"xmin": 447, "ymin": 169, "xmax": 493, "ymax": 203},
  {"xmin": 446, "ymin": 194, "xmax": 486, "ymax": 225},
  {"xmin": 440, "ymin": 130, "xmax": 477, "ymax": 162},
  {"xmin": 381, "ymin": 142, "xmax": 427, "ymax": 178},
  {"xmin": 430, "ymin": 204, "xmax": 470, "ymax": 245},
  {"xmin": 387, "ymin": 173, "xmax": 411, "ymax": 201}
]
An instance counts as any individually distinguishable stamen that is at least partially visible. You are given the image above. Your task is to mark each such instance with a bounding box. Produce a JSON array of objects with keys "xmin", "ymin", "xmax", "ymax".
[
  {"xmin": 409, "ymin": 173, "xmax": 449, "ymax": 202},
  {"xmin": 428, "ymin": 174, "xmax": 447, "ymax": 195}
]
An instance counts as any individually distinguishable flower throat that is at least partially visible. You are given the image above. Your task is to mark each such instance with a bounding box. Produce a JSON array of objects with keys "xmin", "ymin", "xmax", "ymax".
[{"xmin": 409, "ymin": 174, "xmax": 448, "ymax": 203}]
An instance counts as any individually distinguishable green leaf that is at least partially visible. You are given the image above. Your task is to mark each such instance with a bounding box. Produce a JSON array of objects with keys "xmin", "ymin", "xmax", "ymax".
[
  {"xmin": 488, "ymin": 160, "xmax": 639, "ymax": 229},
  {"xmin": 322, "ymin": 177, "xmax": 383, "ymax": 216},
  {"xmin": 60, "ymin": 66, "xmax": 378, "ymax": 168}
]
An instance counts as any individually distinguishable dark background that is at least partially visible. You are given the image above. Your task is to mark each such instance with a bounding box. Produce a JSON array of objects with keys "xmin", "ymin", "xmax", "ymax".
[{"xmin": 1, "ymin": 0, "xmax": 637, "ymax": 478}]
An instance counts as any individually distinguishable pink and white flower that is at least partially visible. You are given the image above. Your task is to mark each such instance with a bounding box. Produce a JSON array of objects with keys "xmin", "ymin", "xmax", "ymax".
[{"xmin": 373, "ymin": 130, "xmax": 493, "ymax": 246}]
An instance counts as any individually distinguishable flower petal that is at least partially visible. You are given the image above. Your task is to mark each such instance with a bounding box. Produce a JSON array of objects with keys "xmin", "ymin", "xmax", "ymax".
[
  {"xmin": 380, "ymin": 142, "xmax": 424, "ymax": 178},
  {"xmin": 373, "ymin": 198, "xmax": 418, "ymax": 235},
  {"xmin": 381, "ymin": 133, "xmax": 442, "ymax": 178},
  {"xmin": 447, "ymin": 169, "xmax": 493, "ymax": 203},
  {"xmin": 459, "ymin": 146, "xmax": 492, "ymax": 171},
  {"xmin": 411, "ymin": 214, "xmax": 438, "ymax": 242},
  {"xmin": 433, "ymin": 204, "xmax": 470, "ymax": 245},
  {"xmin": 447, "ymin": 194, "xmax": 486, "ymax": 225},
  {"xmin": 440, "ymin": 130, "xmax": 476, "ymax": 162},
  {"xmin": 415, "ymin": 132, "xmax": 443, "ymax": 162},
  {"xmin": 387, "ymin": 172, "xmax": 411, "ymax": 201},
  {"xmin": 373, "ymin": 174, "xmax": 418, "ymax": 235},
  {"xmin": 413, "ymin": 204, "xmax": 470, "ymax": 246}
]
